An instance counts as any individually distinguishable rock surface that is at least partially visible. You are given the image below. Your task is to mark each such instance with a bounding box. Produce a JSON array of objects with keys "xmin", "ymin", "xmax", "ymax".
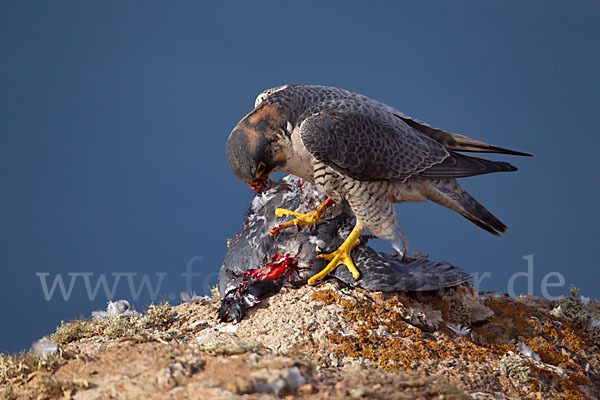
[{"xmin": 1, "ymin": 283, "xmax": 599, "ymax": 399}]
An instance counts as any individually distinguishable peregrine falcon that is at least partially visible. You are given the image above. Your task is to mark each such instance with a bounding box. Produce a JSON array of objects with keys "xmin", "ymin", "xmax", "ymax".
[{"xmin": 226, "ymin": 84, "xmax": 531, "ymax": 285}]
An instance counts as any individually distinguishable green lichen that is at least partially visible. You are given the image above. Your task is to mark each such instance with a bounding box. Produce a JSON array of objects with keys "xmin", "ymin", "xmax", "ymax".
[
  {"xmin": 498, "ymin": 351, "xmax": 531, "ymax": 385},
  {"xmin": 51, "ymin": 319, "xmax": 97, "ymax": 344},
  {"xmin": 450, "ymin": 303, "xmax": 472, "ymax": 327},
  {"xmin": 552, "ymin": 286, "xmax": 600, "ymax": 346},
  {"xmin": 136, "ymin": 303, "xmax": 178, "ymax": 330},
  {"xmin": 210, "ymin": 285, "xmax": 222, "ymax": 302},
  {"xmin": 588, "ymin": 325, "xmax": 600, "ymax": 347},
  {"xmin": 51, "ymin": 302, "xmax": 178, "ymax": 345},
  {"xmin": 0, "ymin": 351, "xmax": 64, "ymax": 387}
]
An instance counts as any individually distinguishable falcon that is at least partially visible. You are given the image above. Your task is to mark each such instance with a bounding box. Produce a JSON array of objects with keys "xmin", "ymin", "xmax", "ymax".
[{"xmin": 226, "ymin": 84, "xmax": 531, "ymax": 285}]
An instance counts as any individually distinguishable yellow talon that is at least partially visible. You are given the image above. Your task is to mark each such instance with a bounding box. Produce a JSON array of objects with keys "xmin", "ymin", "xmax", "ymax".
[
  {"xmin": 270, "ymin": 197, "xmax": 334, "ymax": 236},
  {"xmin": 308, "ymin": 223, "xmax": 364, "ymax": 285}
]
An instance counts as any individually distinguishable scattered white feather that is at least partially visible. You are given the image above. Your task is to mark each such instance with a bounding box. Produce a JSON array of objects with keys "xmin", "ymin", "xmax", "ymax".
[
  {"xmin": 550, "ymin": 305, "xmax": 562, "ymax": 318},
  {"xmin": 180, "ymin": 292, "xmax": 210, "ymax": 302},
  {"xmin": 30, "ymin": 337, "xmax": 58, "ymax": 356},
  {"xmin": 91, "ymin": 300, "xmax": 138, "ymax": 319},
  {"xmin": 517, "ymin": 342, "xmax": 541, "ymax": 361},
  {"xmin": 446, "ymin": 323, "xmax": 471, "ymax": 336}
]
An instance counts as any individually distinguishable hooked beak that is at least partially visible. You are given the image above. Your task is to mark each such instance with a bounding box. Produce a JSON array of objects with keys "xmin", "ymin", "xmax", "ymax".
[{"xmin": 248, "ymin": 176, "xmax": 267, "ymax": 193}]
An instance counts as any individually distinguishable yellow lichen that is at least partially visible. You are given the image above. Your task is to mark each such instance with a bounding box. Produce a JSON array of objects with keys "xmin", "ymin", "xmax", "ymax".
[
  {"xmin": 310, "ymin": 289, "xmax": 339, "ymax": 305},
  {"xmin": 319, "ymin": 291, "xmax": 512, "ymax": 371},
  {"xmin": 525, "ymin": 338, "xmax": 570, "ymax": 366},
  {"xmin": 314, "ymin": 287, "xmax": 597, "ymax": 399}
]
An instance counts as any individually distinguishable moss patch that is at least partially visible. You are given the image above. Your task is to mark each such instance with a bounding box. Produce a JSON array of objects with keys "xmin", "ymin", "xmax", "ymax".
[
  {"xmin": 498, "ymin": 351, "xmax": 531, "ymax": 385},
  {"xmin": 0, "ymin": 351, "xmax": 64, "ymax": 386},
  {"xmin": 52, "ymin": 302, "xmax": 177, "ymax": 345},
  {"xmin": 553, "ymin": 286, "xmax": 600, "ymax": 347},
  {"xmin": 0, "ymin": 351, "xmax": 89, "ymax": 400}
]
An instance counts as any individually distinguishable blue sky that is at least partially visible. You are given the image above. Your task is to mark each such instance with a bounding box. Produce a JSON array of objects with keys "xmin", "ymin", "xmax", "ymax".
[{"xmin": 1, "ymin": 1, "xmax": 599, "ymax": 353}]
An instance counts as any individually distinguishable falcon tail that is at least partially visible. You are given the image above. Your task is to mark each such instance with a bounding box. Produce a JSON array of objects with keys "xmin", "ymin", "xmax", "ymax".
[
  {"xmin": 425, "ymin": 179, "xmax": 507, "ymax": 236},
  {"xmin": 395, "ymin": 114, "xmax": 533, "ymax": 157},
  {"xmin": 419, "ymin": 151, "xmax": 518, "ymax": 179}
]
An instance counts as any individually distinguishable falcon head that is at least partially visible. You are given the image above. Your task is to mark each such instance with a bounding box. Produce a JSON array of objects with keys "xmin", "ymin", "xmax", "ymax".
[{"xmin": 227, "ymin": 103, "xmax": 290, "ymax": 193}]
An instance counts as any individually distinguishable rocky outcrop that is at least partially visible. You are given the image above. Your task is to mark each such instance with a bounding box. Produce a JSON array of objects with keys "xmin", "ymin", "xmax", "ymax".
[{"xmin": 2, "ymin": 283, "xmax": 599, "ymax": 399}]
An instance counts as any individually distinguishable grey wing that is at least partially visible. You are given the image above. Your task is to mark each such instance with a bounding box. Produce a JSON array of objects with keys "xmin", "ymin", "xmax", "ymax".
[
  {"xmin": 299, "ymin": 110, "xmax": 449, "ymax": 182},
  {"xmin": 333, "ymin": 248, "xmax": 473, "ymax": 291},
  {"xmin": 394, "ymin": 112, "xmax": 532, "ymax": 157}
]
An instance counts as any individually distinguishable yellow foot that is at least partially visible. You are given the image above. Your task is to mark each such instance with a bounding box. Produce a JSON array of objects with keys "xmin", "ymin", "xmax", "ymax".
[
  {"xmin": 269, "ymin": 197, "xmax": 334, "ymax": 236},
  {"xmin": 308, "ymin": 224, "xmax": 364, "ymax": 285}
]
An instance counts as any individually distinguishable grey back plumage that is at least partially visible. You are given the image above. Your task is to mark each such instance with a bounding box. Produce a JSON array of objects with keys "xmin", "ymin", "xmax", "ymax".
[{"xmin": 257, "ymin": 84, "xmax": 529, "ymax": 182}]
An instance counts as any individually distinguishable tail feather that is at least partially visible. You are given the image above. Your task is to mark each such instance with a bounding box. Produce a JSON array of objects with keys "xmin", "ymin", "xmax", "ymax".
[
  {"xmin": 424, "ymin": 179, "xmax": 507, "ymax": 236},
  {"xmin": 419, "ymin": 151, "xmax": 518, "ymax": 179},
  {"xmin": 395, "ymin": 113, "xmax": 533, "ymax": 157}
]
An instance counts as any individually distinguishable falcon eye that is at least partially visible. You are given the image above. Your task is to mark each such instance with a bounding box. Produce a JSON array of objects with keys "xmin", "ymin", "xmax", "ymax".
[{"xmin": 255, "ymin": 161, "xmax": 267, "ymax": 178}]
